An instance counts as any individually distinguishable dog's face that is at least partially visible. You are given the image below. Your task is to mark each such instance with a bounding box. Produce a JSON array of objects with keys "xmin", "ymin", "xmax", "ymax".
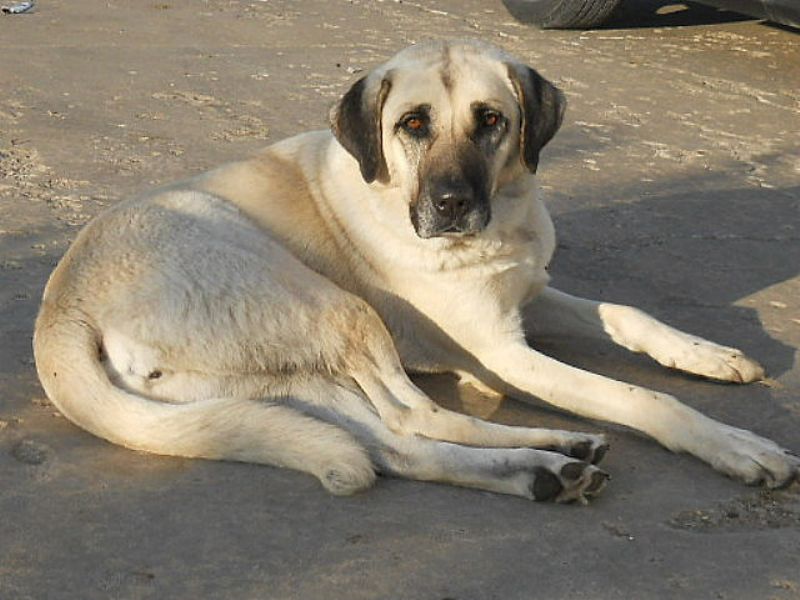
[{"xmin": 331, "ymin": 41, "xmax": 566, "ymax": 239}]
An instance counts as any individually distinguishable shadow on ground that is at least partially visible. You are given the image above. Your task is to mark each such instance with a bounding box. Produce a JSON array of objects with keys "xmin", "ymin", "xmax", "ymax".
[
  {"xmin": 607, "ymin": 0, "xmax": 755, "ymax": 29},
  {"xmin": 548, "ymin": 180, "xmax": 799, "ymax": 376}
]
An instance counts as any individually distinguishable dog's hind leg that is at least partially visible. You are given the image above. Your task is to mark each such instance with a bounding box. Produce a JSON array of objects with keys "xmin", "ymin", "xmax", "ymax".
[
  {"xmin": 297, "ymin": 383, "xmax": 608, "ymax": 503},
  {"xmin": 355, "ymin": 366, "xmax": 607, "ymax": 463},
  {"xmin": 172, "ymin": 398, "xmax": 377, "ymax": 496},
  {"xmin": 375, "ymin": 428, "xmax": 608, "ymax": 503},
  {"xmin": 524, "ymin": 287, "xmax": 764, "ymax": 383},
  {"xmin": 35, "ymin": 308, "xmax": 375, "ymax": 497},
  {"xmin": 340, "ymin": 303, "xmax": 608, "ymax": 463}
]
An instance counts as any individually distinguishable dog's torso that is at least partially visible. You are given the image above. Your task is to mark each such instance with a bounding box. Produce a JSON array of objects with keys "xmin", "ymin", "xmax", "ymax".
[{"xmin": 189, "ymin": 130, "xmax": 556, "ymax": 372}]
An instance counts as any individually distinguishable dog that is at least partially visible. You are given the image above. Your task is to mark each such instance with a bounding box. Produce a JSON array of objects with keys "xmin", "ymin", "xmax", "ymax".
[{"xmin": 33, "ymin": 40, "xmax": 799, "ymax": 503}]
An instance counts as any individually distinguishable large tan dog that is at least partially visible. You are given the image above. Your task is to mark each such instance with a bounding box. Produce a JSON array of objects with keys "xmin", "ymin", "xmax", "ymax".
[{"xmin": 34, "ymin": 40, "xmax": 798, "ymax": 503}]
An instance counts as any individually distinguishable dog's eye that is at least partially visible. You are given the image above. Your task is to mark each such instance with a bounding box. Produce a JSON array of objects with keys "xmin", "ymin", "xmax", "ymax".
[
  {"xmin": 479, "ymin": 110, "xmax": 502, "ymax": 128},
  {"xmin": 400, "ymin": 114, "xmax": 430, "ymax": 137}
]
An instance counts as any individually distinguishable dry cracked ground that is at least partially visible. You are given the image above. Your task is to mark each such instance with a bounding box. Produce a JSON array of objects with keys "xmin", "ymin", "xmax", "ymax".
[{"xmin": 1, "ymin": 1, "xmax": 799, "ymax": 598}]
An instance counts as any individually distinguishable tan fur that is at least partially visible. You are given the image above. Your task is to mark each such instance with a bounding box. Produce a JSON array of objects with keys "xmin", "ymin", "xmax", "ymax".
[{"xmin": 34, "ymin": 40, "xmax": 798, "ymax": 503}]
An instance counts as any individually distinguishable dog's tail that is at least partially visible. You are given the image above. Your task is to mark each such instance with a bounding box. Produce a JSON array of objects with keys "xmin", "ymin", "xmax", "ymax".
[{"xmin": 32, "ymin": 305, "xmax": 375, "ymax": 495}]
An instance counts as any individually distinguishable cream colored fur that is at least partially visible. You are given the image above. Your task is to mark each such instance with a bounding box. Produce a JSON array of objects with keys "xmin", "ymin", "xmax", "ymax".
[{"xmin": 34, "ymin": 40, "xmax": 798, "ymax": 503}]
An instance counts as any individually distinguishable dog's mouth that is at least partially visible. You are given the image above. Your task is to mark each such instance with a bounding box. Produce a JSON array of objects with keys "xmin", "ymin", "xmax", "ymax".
[
  {"xmin": 409, "ymin": 197, "xmax": 491, "ymax": 240},
  {"xmin": 411, "ymin": 212, "xmax": 488, "ymax": 240},
  {"xmin": 436, "ymin": 224, "xmax": 482, "ymax": 238}
]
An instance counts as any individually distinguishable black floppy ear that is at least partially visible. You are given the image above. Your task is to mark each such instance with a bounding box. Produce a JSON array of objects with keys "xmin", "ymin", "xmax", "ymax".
[
  {"xmin": 330, "ymin": 74, "xmax": 392, "ymax": 184},
  {"xmin": 506, "ymin": 64, "xmax": 566, "ymax": 174}
]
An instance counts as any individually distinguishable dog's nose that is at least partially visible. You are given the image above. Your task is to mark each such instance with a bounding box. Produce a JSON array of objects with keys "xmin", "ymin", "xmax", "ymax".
[{"xmin": 431, "ymin": 181, "xmax": 474, "ymax": 221}]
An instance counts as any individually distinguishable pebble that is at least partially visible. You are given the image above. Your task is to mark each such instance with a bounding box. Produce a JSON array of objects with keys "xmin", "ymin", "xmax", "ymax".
[{"xmin": 11, "ymin": 439, "xmax": 51, "ymax": 465}]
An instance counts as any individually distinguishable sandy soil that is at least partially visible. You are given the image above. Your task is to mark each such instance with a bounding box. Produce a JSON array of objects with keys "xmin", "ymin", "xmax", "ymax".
[{"xmin": 1, "ymin": 1, "xmax": 799, "ymax": 598}]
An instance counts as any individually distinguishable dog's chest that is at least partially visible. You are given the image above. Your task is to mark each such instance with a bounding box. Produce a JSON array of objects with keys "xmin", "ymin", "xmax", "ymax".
[
  {"xmin": 382, "ymin": 236, "xmax": 549, "ymax": 331},
  {"xmin": 372, "ymin": 250, "xmax": 548, "ymax": 371}
]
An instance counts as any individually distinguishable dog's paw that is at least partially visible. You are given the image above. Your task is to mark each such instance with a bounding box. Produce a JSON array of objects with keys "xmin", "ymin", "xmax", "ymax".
[
  {"xmin": 655, "ymin": 337, "xmax": 765, "ymax": 384},
  {"xmin": 319, "ymin": 460, "xmax": 377, "ymax": 496},
  {"xmin": 526, "ymin": 461, "xmax": 609, "ymax": 504},
  {"xmin": 704, "ymin": 426, "xmax": 799, "ymax": 488},
  {"xmin": 550, "ymin": 433, "xmax": 610, "ymax": 465}
]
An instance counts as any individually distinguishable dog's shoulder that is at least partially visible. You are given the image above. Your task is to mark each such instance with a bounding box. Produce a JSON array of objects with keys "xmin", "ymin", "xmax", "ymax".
[
  {"xmin": 191, "ymin": 131, "xmax": 360, "ymax": 282},
  {"xmin": 193, "ymin": 130, "xmax": 329, "ymax": 212}
]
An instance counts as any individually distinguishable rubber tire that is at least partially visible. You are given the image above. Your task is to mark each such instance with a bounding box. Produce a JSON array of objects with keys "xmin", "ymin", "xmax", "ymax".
[{"xmin": 501, "ymin": 0, "xmax": 622, "ymax": 29}]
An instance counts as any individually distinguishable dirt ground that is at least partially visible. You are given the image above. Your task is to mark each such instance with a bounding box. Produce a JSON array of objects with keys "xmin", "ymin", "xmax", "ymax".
[{"xmin": 1, "ymin": 0, "xmax": 799, "ymax": 598}]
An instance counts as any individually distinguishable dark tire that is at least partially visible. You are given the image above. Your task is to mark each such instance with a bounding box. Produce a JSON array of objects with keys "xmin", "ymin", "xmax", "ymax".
[{"xmin": 501, "ymin": 0, "xmax": 622, "ymax": 29}]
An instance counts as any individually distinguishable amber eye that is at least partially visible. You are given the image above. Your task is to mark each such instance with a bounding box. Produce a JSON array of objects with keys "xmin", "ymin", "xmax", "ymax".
[
  {"xmin": 482, "ymin": 111, "xmax": 501, "ymax": 128},
  {"xmin": 400, "ymin": 113, "xmax": 430, "ymax": 137}
]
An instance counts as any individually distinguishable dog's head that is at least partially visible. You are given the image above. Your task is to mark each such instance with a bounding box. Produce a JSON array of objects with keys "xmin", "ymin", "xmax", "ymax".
[{"xmin": 331, "ymin": 40, "xmax": 565, "ymax": 239}]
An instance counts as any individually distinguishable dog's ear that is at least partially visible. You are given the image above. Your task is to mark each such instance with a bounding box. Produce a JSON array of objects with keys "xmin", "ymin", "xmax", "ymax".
[
  {"xmin": 506, "ymin": 64, "xmax": 566, "ymax": 174},
  {"xmin": 330, "ymin": 73, "xmax": 393, "ymax": 184}
]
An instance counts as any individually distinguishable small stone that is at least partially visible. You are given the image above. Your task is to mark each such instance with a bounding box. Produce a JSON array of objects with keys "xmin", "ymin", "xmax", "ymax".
[{"xmin": 11, "ymin": 440, "xmax": 51, "ymax": 465}]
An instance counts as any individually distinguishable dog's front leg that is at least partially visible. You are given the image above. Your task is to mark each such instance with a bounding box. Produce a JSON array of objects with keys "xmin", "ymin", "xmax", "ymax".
[
  {"xmin": 475, "ymin": 341, "xmax": 799, "ymax": 487},
  {"xmin": 524, "ymin": 287, "xmax": 764, "ymax": 383}
]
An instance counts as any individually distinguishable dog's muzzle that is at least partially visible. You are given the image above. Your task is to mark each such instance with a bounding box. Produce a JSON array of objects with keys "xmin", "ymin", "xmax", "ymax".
[{"xmin": 411, "ymin": 178, "xmax": 491, "ymax": 239}]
